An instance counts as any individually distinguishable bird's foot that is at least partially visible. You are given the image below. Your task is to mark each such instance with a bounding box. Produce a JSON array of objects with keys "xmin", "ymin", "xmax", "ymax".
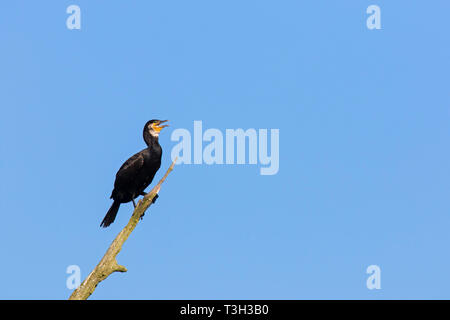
[{"xmin": 152, "ymin": 194, "xmax": 159, "ymax": 204}]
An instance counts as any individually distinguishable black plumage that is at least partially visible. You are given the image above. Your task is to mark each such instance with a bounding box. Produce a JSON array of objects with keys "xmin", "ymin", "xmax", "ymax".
[{"xmin": 100, "ymin": 120, "xmax": 168, "ymax": 228}]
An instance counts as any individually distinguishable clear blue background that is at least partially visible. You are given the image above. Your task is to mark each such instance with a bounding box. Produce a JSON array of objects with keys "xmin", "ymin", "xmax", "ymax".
[{"xmin": 1, "ymin": 1, "xmax": 449, "ymax": 299}]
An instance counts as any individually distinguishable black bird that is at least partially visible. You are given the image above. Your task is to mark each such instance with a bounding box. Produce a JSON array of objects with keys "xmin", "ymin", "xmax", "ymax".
[{"xmin": 100, "ymin": 120, "xmax": 169, "ymax": 228}]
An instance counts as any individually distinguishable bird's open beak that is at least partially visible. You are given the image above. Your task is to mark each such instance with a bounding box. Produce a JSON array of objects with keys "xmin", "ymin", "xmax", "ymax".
[{"xmin": 154, "ymin": 120, "xmax": 169, "ymax": 132}]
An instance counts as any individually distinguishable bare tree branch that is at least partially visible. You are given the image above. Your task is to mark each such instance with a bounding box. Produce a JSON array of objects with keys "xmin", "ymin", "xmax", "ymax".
[{"xmin": 69, "ymin": 159, "xmax": 177, "ymax": 300}]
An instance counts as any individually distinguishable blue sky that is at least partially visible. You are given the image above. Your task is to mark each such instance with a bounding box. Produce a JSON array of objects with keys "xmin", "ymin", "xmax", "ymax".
[{"xmin": 1, "ymin": 1, "xmax": 449, "ymax": 299}]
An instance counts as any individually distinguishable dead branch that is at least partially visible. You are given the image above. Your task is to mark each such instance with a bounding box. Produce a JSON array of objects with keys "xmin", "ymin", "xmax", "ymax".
[{"xmin": 69, "ymin": 159, "xmax": 177, "ymax": 300}]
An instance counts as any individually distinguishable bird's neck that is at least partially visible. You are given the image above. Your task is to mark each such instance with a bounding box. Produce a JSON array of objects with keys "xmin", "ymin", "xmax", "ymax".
[{"xmin": 144, "ymin": 131, "xmax": 160, "ymax": 147}]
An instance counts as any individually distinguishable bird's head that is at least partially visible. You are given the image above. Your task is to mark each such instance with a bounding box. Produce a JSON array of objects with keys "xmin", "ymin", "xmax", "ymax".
[{"xmin": 145, "ymin": 119, "xmax": 169, "ymax": 138}]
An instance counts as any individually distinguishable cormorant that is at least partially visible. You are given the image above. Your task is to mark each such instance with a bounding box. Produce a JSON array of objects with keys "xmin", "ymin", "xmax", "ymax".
[{"xmin": 100, "ymin": 119, "xmax": 169, "ymax": 228}]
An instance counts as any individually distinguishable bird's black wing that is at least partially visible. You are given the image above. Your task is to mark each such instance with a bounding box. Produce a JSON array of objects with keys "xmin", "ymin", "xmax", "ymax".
[{"xmin": 114, "ymin": 151, "xmax": 145, "ymax": 185}]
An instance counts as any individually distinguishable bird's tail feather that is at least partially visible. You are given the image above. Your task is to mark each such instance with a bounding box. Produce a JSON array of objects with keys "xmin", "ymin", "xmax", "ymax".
[{"xmin": 100, "ymin": 201, "xmax": 120, "ymax": 228}]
